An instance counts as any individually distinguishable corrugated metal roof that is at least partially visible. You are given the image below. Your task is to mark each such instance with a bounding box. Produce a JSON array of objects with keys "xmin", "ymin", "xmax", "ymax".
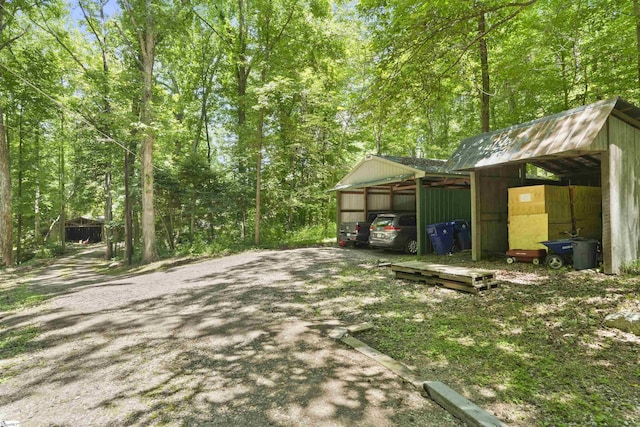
[
  {"xmin": 443, "ymin": 97, "xmax": 640, "ymax": 172},
  {"xmin": 377, "ymin": 155, "xmax": 446, "ymax": 172}
]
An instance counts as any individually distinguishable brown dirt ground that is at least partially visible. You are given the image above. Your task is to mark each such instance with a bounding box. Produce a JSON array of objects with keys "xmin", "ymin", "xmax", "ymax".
[{"xmin": 0, "ymin": 245, "xmax": 462, "ymax": 426}]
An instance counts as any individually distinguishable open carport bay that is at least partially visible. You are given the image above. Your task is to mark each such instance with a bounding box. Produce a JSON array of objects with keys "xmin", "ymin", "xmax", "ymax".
[{"xmin": 334, "ymin": 155, "xmax": 472, "ymax": 255}]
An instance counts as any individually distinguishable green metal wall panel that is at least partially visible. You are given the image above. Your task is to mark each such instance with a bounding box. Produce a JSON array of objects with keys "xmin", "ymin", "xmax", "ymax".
[{"xmin": 417, "ymin": 187, "xmax": 472, "ymax": 255}]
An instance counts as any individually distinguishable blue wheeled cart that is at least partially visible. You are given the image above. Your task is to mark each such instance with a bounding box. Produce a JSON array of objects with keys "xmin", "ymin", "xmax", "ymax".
[
  {"xmin": 540, "ymin": 238, "xmax": 599, "ymax": 270},
  {"xmin": 540, "ymin": 239, "xmax": 574, "ymax": 269}
]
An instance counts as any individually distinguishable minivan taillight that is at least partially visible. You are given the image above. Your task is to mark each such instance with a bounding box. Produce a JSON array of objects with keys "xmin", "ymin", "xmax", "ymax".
[
  {"xmin": 384, "ymin": 226, "xmax": 400, "ymax": 231},
  {"xmin": 355, "ymin": 224, "xmax": 360, "ymax": 232}
]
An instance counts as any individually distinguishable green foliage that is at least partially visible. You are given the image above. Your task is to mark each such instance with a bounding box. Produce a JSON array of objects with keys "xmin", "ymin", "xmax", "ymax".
[
  {"xmin": 621, "ymin": 259, "xmax": 640, "ymax": 276},
  {"xmin": 2, "ymin": 0, "xmax": 640, "ymax": 262}
]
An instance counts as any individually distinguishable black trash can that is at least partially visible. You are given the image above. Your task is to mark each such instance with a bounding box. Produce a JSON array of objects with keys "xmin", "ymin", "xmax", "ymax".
[
  {"xmin": 427, "ymin": 222, "xmax": 455, "ymax": 255},
  {"xmin": 572, "ymin": 239, "xmax": 598, "ymax": 270},
  {"xmin": 451, "ymin": 219, "xmax": 472, "ymax": 250}
]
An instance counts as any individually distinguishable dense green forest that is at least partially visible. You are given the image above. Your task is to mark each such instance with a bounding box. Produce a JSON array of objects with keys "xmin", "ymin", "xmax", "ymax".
[{"xmin": 0, "ymin": 0, "xmax": 639, "ymax": 266}]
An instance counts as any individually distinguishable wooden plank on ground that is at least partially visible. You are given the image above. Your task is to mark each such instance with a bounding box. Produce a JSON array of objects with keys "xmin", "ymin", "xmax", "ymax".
[
  {"xmin": 340, "ymin": 335, "xmax": 424, "ymax": 389},
  {"xmin": 395, "ymin": 271, "xmax": 498, "ymax": 294},
  {"xmin": 425, "ymin": 381, "xmax": 509, "ymax": 427},
  {"xmin": 391, "ymin": 261, "xmax": 495, "ymax": 284}
]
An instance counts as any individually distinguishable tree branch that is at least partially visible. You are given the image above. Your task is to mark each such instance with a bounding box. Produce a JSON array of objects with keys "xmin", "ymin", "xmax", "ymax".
[
  {"xmin": 439, "ymin": 2, "xmax": 536, "ymax": 78},
  {"xmin": 78, "ymin": 0, "xmax": 103, "ymax": 45},
  {"xmin": 0, "ymin": 25, "xmax": 28, "ymax": 51},
  {"xmin": 193, "ymin": 8, "xmax": 233, "ymax": 48},
  {"xmin": 33, "ymin": 8, "xmax": 88, "ymax": 72}
]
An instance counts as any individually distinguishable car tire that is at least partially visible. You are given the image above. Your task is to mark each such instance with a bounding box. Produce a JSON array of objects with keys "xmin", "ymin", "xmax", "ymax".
[{"xmin": 406, "ymin": 238, "xmax": 418, "ymax": 254}]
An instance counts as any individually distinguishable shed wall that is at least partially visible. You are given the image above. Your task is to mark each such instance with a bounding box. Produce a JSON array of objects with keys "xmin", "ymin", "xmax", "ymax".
[
  {"xmin": 337, "ymin": 189, "xmax": 416, "ymax": 225},
  {"xmin": 603, "ymin": 116, "xmax": 640, "ymax": 273},
  {"xmin": 471, "ymin": 165, "xmax": 523, "ymax": 260}
]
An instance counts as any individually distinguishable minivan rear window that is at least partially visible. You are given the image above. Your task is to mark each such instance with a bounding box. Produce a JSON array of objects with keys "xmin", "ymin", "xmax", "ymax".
[{"xmin": 372, "ymin": 217, "xmax": 394, "ymax": 227}]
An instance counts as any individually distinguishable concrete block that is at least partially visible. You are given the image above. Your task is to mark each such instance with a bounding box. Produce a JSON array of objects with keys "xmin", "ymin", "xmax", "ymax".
[{"xmin": 605, "ymin": 311, "xmax": 640, "ymax": 335}]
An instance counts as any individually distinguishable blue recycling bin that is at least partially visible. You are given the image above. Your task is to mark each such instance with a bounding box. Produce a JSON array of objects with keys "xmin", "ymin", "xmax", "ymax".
[
  {"xmin": 451, "ymin": 219, "xmax": 471, "ymax": 250},
  {"xmin": 427, "ymin": 222, "xmax": 455, "ymax": 255}
]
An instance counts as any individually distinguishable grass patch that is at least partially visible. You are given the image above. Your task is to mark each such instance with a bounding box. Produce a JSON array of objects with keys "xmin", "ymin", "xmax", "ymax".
[
  {"xmin": 0, "ymin": 285, "xmax": 47, "ymax": 311},
  {"xmin": 303, "ymin": 255, "xmax": 640, "ymax": 426},
  {"xmin": 0, "ymin": 325, "xmax": 40, "ymax": 360}
]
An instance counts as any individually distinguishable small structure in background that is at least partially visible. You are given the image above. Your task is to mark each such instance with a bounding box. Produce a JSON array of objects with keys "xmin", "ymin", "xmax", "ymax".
[{"xmin": 65, "ymin": 217, "xmax": 104, "ymax": 243}]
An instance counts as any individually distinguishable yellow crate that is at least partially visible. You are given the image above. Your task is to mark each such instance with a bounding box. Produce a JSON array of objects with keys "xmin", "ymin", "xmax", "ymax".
[
  {"xmin": 570, "ymin": 186, "xmax": 601, "ymax": 220},
  {"xmin": 508, "ymin": 214, "xmax": 573, "ymax": 250},
  {"xmin": 508, "ymin": 185, "xmax": 571, "ymax": 221}
]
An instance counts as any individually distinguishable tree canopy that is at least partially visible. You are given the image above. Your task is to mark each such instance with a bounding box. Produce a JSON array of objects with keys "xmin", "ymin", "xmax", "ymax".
[{"xmin": 0, "ymin": 0, "xmax": 638, "ymax": 265}]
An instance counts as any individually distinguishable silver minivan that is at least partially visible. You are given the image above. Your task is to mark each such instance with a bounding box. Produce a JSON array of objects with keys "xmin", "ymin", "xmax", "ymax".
[{"xmin": 369, "ymin": 213, "xmax": 418, "ymax": 254}]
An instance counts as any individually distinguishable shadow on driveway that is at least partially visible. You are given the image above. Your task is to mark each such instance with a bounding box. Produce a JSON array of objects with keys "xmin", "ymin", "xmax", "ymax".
[{"xmin": 0, "ymin": 247, "xmax": 459, "ymax": 426}]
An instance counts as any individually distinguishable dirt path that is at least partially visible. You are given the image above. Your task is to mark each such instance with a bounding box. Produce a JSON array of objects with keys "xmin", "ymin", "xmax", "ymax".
[{"xmin": 0, "ymin": 246, "xmax": 460, "ymax": 426}]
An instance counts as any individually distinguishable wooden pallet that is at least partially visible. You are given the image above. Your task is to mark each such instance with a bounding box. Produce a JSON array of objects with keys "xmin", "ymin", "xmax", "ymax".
[{"xmin": 391, "ymin": 261, "xmax": 498, "ymax": 294}]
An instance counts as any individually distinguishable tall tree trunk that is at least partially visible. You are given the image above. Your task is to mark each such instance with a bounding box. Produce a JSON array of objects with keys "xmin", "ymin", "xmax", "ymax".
[
  {"xmin": 478, "ymin": 9, "xmax": 490, "ymax": 133},
  {"xmin": 16, "ymin": 107, "xmax": 23, "ymax": 263},
  {"xmin": 0, "ymin": 0, "xmax": 12, "ymax": 267},
  {"xmin": 139, "ymin": 1, "xmax": 157, "ymax": 263},
  {"xmin": 104, "ymin": 165, "xmax": 112, "ymax": 257},
  {"xmin": 635, "ymin": 0, "xmax": 640, "ymax": 93},
  {"xmin": 124, "ymin": 145, "xmax": 133, "ymax": 265},
  {"xmin": 255, "ymin": 108, "xmax": 263, "ymax": 246},
  {"xmin": 236, "ymin": 0, "xmax": 250, "ymax": 241},
  {"xmin": 34, "ymin": 129, "xmax": 41, "ymax": 248},
  {"xmin": 101, "ymin": 4, "xmax": 114, "ymax": 260},
  {"xmin": 0, "ymin": 104, "xmax": 11, "ymax": 267},
  {"xmin": 59, "ymin": 113, "xmax": 66, "ymax": 253}
]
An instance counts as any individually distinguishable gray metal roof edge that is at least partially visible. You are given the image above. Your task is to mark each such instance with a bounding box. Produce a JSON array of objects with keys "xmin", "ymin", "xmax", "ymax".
[
  {"xmin": 464, "ymin": 97, "xmax": 619, "ymax": 145},
  {"xmin": 443, "ymin": 97, "xmax": 627, "ymax": 171},
  {"xmin": 372, "ymin": 154, "xmax": 469, "ymax": 177}
]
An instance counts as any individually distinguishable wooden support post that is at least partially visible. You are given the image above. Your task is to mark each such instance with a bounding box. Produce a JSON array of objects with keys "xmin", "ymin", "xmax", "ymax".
[
  {"xmin": 602, "ymin": 140, "xmax": 616, "ymax": 274},
  {"xmin": 471, "ymin": 171, "xmax": 482, "ymax": 261},
  {"xmin": 363, "ymin": 187, "xmax": 369, "ymax": 220},
  {"xmin": 336, "ymin": 190, "xmax": 342, "ymax": 242},
  {"xmin": 416, "ymin": 178, "xmax": 426, "ymax": 255}
]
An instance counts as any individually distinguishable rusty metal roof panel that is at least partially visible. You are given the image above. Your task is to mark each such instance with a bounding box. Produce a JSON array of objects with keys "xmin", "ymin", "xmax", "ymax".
[{"xmin": 443, "ymin": 97, "xmax": 637, "ymax": 171}]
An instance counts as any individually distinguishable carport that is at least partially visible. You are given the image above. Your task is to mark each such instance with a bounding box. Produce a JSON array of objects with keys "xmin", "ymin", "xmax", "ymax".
[
  {"xmin": 332, "ymin": 155, "xmax": 471, "ymax": 255},
  {"xmin": 443, "ymin": 97, "xmax": 640, "ymax": 274},
  {"xmin": 65, "ymin": 216, "xmax": 103, "ymax": 243}
]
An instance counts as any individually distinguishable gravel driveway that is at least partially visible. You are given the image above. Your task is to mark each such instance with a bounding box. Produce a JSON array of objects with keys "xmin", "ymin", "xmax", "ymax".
[{"xmin": 0, "ymin": 246, "xmax": 460, "ymax": 426}]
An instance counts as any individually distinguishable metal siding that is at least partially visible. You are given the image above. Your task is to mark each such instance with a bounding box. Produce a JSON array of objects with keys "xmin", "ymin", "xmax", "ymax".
[
  {"xmin": 341, "ymin": 193, "xmax": 364, "ymax": 211},
  {"xmin": 591, "ymin": 118, "xmax": 609, "ymax": 151},
  {"xmin": 419, "ymin": 187, "xmax": 472, "ymax": 253},
  {"xmin": 369, "ymin": 193, "xmax": 391, "ymax": 211},
  {"xmin": 393, "ymin": 194, "xmax": 416, "ymax": 211},
  {"xmin": 341, "ymin": 212, "xmax": 366, "ymax": 223}
]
